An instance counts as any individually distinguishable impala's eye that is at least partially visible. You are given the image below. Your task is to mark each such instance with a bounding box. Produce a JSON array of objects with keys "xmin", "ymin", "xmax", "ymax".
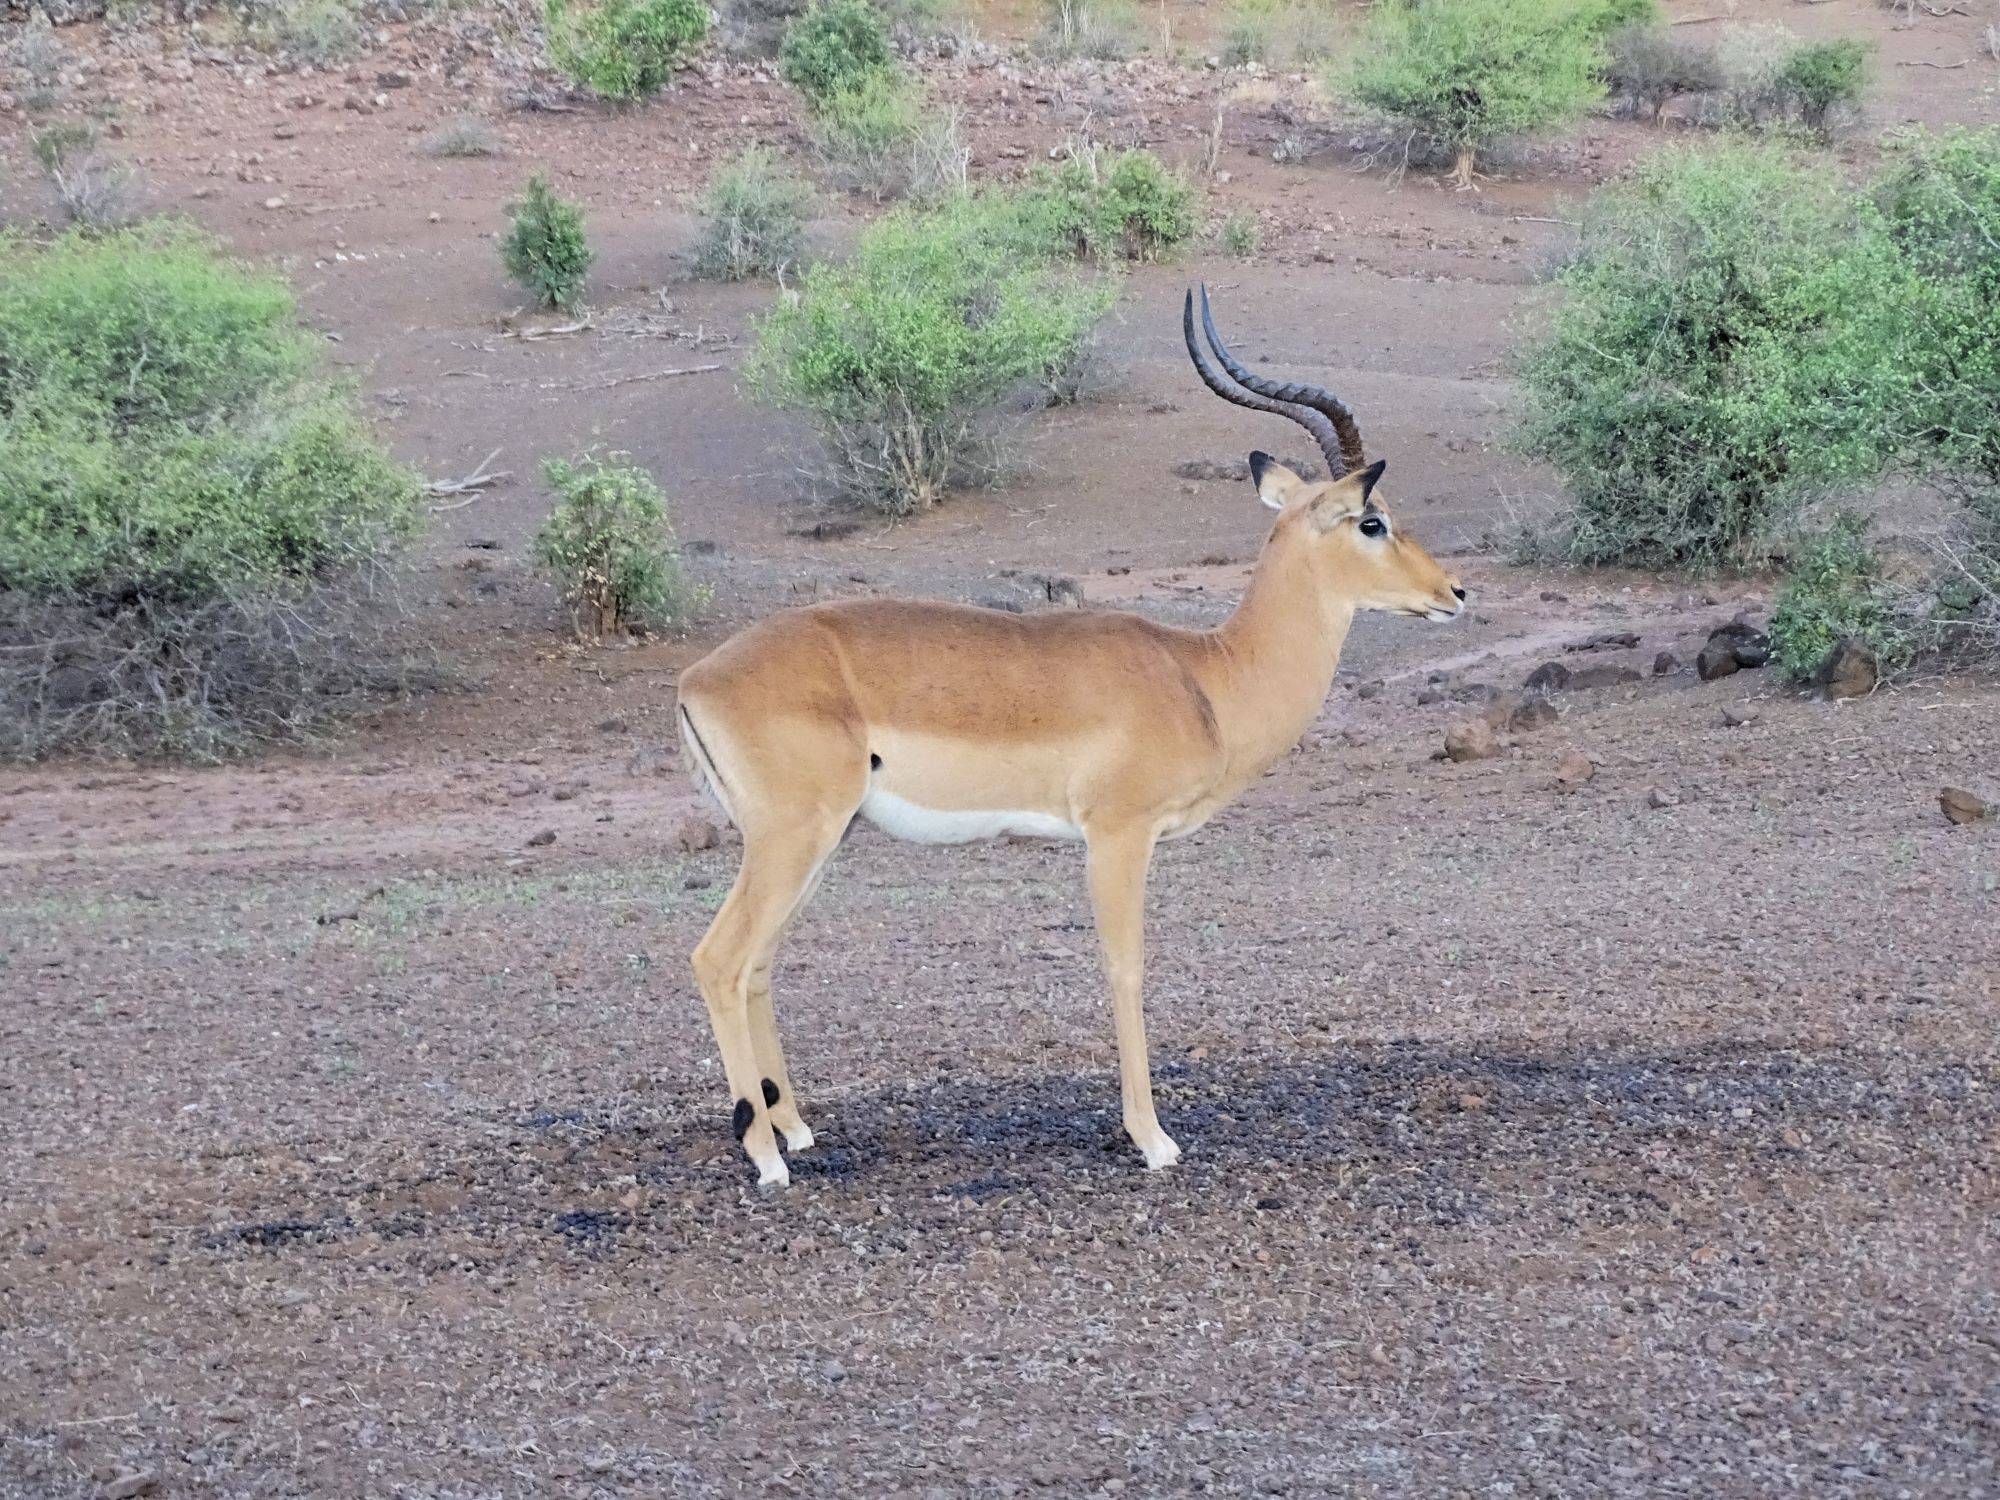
[{"xmin": 1358, "ymin": 514, "xmax": 1388, "ymax": 539}]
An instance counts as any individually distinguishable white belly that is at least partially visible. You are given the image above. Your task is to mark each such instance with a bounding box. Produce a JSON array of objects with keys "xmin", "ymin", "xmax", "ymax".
[{"xmin": 858, "ymin": 787, "xmax": 1083, "ymax": 845}]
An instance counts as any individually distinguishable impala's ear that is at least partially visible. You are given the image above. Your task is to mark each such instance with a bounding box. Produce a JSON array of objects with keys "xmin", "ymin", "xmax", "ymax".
[
  {"xmin": 1248, "ymin": 451, "xmax": 1303, "ymax": 512},
  {"xmin": 1356, "ymin": 458, "xmax": 1387, "ymax": 505}
]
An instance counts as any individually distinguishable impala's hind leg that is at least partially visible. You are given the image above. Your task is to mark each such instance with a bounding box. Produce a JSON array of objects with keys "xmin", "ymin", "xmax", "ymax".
[{"xmin": 691, "ymin": 817, "xmax": 848, "ymax": 1186}]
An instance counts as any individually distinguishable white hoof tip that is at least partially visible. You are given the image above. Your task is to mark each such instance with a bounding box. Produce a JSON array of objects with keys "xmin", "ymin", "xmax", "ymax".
[
  {"xmin": 1139, "ymin": 1139, "xmax": 1183, "ymax": 1171},
  {"xmin": 782, "ymin": 1125, "xmax": 816, "ymax": 1152},
  {"xmin": 755, "ymin": 1162, "xmax": 790, "ymax": 1189}
]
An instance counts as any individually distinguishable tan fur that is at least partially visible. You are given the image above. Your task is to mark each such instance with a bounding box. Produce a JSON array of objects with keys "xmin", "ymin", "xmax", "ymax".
[{"xmin": 676, "ymin": 459, "xmax": 1464, "ymax": 1186}]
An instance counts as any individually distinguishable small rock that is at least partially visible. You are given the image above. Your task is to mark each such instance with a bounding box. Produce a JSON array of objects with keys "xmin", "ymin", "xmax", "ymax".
[
  {"xmin": 1539, "ymin": 590, "xmax": 1569, "ymax": 603},
  {"xmin": 1556, "ymin": 751, "xmax": 1595, "ymax": 785},
  {"xmin": 1647, "ymin": 787, "xmax": 1678, "ymax": 809},
  {"xmin": 596, "ymin": 717, "xmax": 629, "ymax": 735},
  {"xmin": 1416, "ymin": 686, "xmax": 1446, "ymax": 707},
  {"xmin": 1816, "ymin": 637, "xmax": 1877, "ymax": 700},
  {"xmin": 1940, "ymin": 787, "xmax": 1988, "ymax": 825},
  {"xmin": 1652, "ymin": 651, "xmax": 1680, "ymax": 676},
  {"xmin": 1523, "ymin": 661, "xmax": 1570, "ymax": 693},
  {"xmin": 1508, "ymin": 692, "xmax": 1559, "ymax": 733},
  {"xmin": 1720, "ymin": 705, "xmax": 1759, "ymax": 729},
  {"xmin": 676, "ymin": 815, "xmax": 722, "ymax": 852},
  {"xmin": 102, "ymin": 1473, "xmax": 159, "ymax": 1500},
  {"xmin": 1443, "ymin": 719, "xmax": 1502, "ymax": 763},
  {"xmin": 1567, "ymin": 663, "xmax": 1642, "ymax": 690},
  {"xmin": 262, "ymin": 195, "xmax": 286, "ymax": 209},
  {"xmin": 1356, "ymin": 679, "xmax": 1384, "ymax": 701},
  {"xmin": 1698, "ymin": 619, "xmax": 1769, "ymax": 680},
  {"xmin": 525, "ymin": 828, "xmax": 556, "ymax": 848},
  {"xmin": 819, "ymin": 1359, "xmax": 848, "ymax": 1382},
  {"xmin": 1564, "ymin": 630, "xmax": 1640, "ymax": 653}
]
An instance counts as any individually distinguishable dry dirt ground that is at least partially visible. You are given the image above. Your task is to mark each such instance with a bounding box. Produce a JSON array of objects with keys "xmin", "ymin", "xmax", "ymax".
[{"xmin": 4, "ymin": 0, "xmax": 2000, "ymax": 1496}]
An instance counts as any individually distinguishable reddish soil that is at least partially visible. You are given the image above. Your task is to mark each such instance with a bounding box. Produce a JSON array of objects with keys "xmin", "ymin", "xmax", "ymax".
[{"xmin": 3, "ymin": 1, "xmax": 1999, "ymax": 1496}]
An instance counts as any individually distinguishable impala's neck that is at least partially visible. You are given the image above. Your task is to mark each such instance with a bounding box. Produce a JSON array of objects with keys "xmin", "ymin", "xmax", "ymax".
[{"xmin": 1204, "ymin": 517, "xmax": 1354, "ymax": 779}]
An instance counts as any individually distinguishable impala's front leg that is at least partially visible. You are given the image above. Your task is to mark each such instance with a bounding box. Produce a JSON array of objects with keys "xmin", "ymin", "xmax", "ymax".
[{"xmin": 1085, "ymin": 825, "xmax": 1182, "ymax": 1170}]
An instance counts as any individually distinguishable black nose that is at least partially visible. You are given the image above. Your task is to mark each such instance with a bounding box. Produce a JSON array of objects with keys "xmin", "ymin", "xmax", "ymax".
[{"xmin": 1451, "ymin": 586, "xmax": 1467, "ymax": 601}]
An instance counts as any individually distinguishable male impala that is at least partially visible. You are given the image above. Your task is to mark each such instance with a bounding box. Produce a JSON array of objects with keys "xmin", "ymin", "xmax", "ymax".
[{"xmin": 676, "ymin": 287, "xmax": 1466, "ymax": 1186}]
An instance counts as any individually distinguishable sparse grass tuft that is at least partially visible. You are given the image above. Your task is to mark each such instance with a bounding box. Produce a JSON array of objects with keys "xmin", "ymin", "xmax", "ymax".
[
  {"xmin": 420, "ymin": 117, "xmax": 503, "ymax": 158},
  {"xmin": 808, "ymin": 70, "xmax": 925, "ymax": 198},
  {"xmin": 258, "ymin": 0, "xmax": 366, "ymax": 65},
  {"xmin": 1221, "ymin": 0, "xmax": 1335, "ymax": 69},
  {"xmin": 1038, "ymin": 0, "xmax": 1139, "ymax": 60}
]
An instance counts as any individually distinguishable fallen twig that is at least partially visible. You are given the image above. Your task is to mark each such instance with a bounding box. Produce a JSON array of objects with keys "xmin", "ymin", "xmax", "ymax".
[
  {"xmin": 1898, "ymin": 57, "xmax": 1969, "ymax": 67},
  {"xmin": 1511, "ymin": 215, "xmax": 1580, "ymax": 227},
  {"xmin": 1671, "ymin": 12, "xmax": 1727, "ymax": 23},
  {"xmin": 504, "ymin": 318, "xmax": 594, "ymax": 341},
  {"xmin": 425, "ymin": 447, "xmax": 510, "ymax": 507},
  {"xmin": 536, "ymin": 363, "xmax": 723, "ymax": 393}
]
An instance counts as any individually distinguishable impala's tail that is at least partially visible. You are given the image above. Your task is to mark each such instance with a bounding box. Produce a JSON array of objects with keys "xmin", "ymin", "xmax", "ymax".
[{"xmin": 677, "ymin": 702, "xmax": 738, "ymax": 828}]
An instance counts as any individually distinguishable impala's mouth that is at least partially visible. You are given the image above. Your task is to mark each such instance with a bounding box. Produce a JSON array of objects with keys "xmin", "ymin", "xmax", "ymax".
[{"xmin": 1421, "ymin": 601, "xmax": 1463, "ymax": 623}]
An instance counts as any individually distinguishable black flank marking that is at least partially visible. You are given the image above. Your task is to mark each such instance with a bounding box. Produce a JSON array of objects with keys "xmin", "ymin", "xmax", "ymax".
[
  {"xmin": 680, "ymin": 705, "xmax": 734, "ymax": 805},
  {"xmin": 869, "ymin": 752, "xmax": 882, "ymax": 770},
  {"xmin": 732, "ymin": 1097, "xmax": 755, "ymax": 1140},
  {"xmin": 762, "ymin": 1079, "xmax": 781, "ymax": 1107}
]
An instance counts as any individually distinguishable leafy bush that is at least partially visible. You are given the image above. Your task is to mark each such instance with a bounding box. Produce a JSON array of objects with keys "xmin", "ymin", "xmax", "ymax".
[
  {"xmin": 1588, "ymin": 0, "xmax": 1658, "ymax": 33},
  {"xmin": 779, "ymin": 0, "xmax": 893, "ymax": 106},
  {"xmin": 692, "ymin": 147, "xmax": 816, "ymax": 280},
  {"xmin": 421, "ymin": 117, "xmax": 502, "ymax": 157},
  {"xmin": 0, "ymin": 228, "xmax": 423, "ymax": 760},
  {"xmin": 1875, "ymin": 129, "xmax": 2000, "ymax": 504},
  {"xmin": 502, "ymin": 175, "xmax": 592, "ymax": 310},
  {"xmin": 1338, "ymin": 0, "xmax": 1607, "ymax": 187},
  {"xmin": 1038, "ymin": 0, "xmax": 1138, "ymax": 60},
  {"xmin": 1221, "ymin": 0, "xmax": 1335, "ymax": 68},
  {"xmin": 545, "ymin": 0, "xmax": 708, "ymax": 100},
  {"xmin": 1514, "ymin": 145, "xmax": 1897, "ymax": 570},
  {"xmin": 1769, "ymin": 514, "xmax": 1907, "ymax": 680},
  {"xmin": 1781, "ymin": 39, "xmax": 1868, "ymax": 138},
  {"xmin": 1604, "ymin": 23, "xmax": 1720, "ymax": 121},
  {"xmin": 1220, "ymin": 212, "xmax": 1259, "ymax": 257},
  {"xmin": 808, "ymin": 70, "xmax": 923, "ymax": 197},
  {"xmin": 1020, "ymin": 147, "xmax": 1197, "ymax": 261},
  {"xmin": 1873, "ymin": 128, "xmax": 2000, "ymax": 653},
  {"xmin": 532, "ymin": 454, "xmax": 705, "ymax": 637},
  {"xmin": 745, "ymin": 195, "xmax": 1120, "ymax": 513}
]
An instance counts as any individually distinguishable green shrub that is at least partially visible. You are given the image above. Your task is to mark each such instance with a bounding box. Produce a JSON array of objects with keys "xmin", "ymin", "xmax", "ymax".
[
  {"xmin": 1220, "ymin": 212, "xmax": 1259, "ymax": 257},
  {"xmin": 1780, "ymin": 38, "xmax": 1867, "ymax": 138},
  {"xmin": 692, "ymin": 147, "xmax": 816, "ymax": 280},
  {"xmin": 1514, "ymin": 145, "xmax": 1898, "ymax": 570},
  {"xmin": 1769, "ymin": 514, "xmax": 1907, "ymax": 681},
  {"xmin": 502, "ymin": 175, "xmax": 592, "ymax": 310},
  {"xmin": 532, "ymin": 454, "xmax": 706, "ymax": 637},
  {"xmin": 779, "ymin": 0, "xmax": 893, "ymax": 106},
  {"xmin": 1020, "ymin": 147, "xmax": 1197, "ymax": 261},
  {"xmin": 808, "ymin": 70, "xmax": 923, "ymax": 198},
  {"xmin": 545, "ymin": 0, "xmax": 708, "ymax": 99},
  {"xmin": 1873, "ymin": 128, "xmax": 2000, "ymax": 652},
  {"xmin": 1604, "ymin": 23, "xmax": 1720, "ymax": 121},
  {"xmin": 745, "ymin": 195, "xmax": 1120, "ymax": 513},
  {"xmin": 1339, "ymin": 0, "xmax": 1607, "ymax": 187},
  {"xmin": 1588, "ymin": 0, "xmax": 1658, "ymax": 34},
  {"xmin": 32, "ymin": 122, "xmax": 96, "ymax": 172},
  {"xmin": 1875, "ymin": 129, "xmax": 2000, "ymax": 505},
  {"xmin": 0, "ymin": 228, "xmax": 423, "ymax": 760},
  {"xmin": 1221, "ymin": 0, "xmax": 1335, "ymax": 67}
]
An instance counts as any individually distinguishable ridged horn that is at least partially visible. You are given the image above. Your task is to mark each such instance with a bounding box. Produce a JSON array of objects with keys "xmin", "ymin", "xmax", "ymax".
[
  {"xmin": 1198, "ymin": 283, "xmax": 1366, "ymax": 477},
  {"xmin": 1183, "ymin": 287, "xmax": 1348, "ymax": 481}
]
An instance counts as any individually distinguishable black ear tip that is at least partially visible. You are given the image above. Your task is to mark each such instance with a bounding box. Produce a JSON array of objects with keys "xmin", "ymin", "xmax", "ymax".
[
  {"xmin": 1248, "ymin": 450, "xmax": 1275, "ymax": 485},
  {"xmin": 1364, "ymin": 459, "xmax": 1387, "ymax": 482}
]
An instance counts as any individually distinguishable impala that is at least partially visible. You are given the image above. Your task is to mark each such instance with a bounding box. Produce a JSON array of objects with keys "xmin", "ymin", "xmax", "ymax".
[{"xmin": 676, "ymin": 286, "xmax": 1466, "ymax": 1185}]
